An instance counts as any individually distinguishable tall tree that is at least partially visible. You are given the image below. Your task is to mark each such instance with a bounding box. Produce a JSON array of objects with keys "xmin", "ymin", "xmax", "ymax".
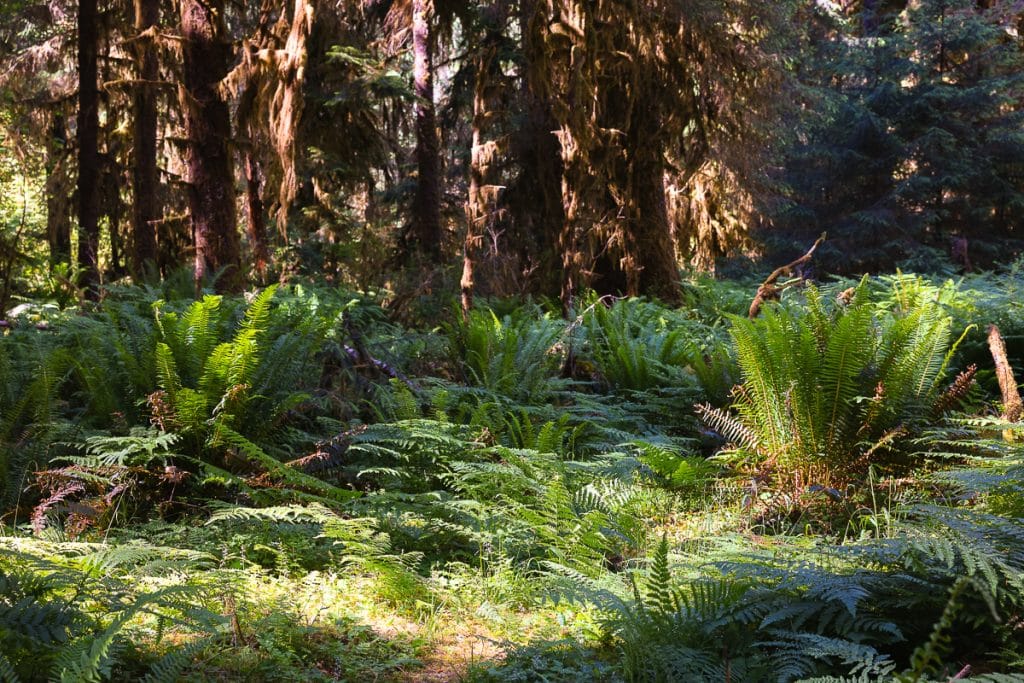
[
  {"xmin": 130, "ymin": 0, "xmax": 160, "ymax": 280},
  {"xmin": 627, "ymin": 96, "xmax": 679, "ymax": 303},
  {"xmin": 776, "ymin": 0, "xmax": 1024, "ymax": 271},
  {"xmin": 232, "ymin": 0, "xmax": 316, "ymax": 277},
  {"xmin": 409, "ymin": 0, "xmax": 442, "ymax": 261},
  {"xmin": 461, "ymin": 3, "xmax": 509, "ymax": 314},
  {"xmin": 77, "ymin": 0, "xmax": 101, "ymax": 292},
  {"xmin": 896, "ymin": 0, "xmax": 1024, "ymax": 244},
  {"xmin": 179, "ymin": 0, "xmax": 241, "ymax": 293},
  {"xmin": 511, "ymin": 0, "xmax": 565, "ymax": 298},
  {"xmin": 45, "ymin": 113, "xmax": 72, "ymax": 267}
]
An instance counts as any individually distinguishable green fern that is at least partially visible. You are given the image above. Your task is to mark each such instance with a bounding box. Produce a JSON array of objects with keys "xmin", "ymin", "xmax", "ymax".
[
  {"xmin": 139, "ymin": 637, "xmax": 216, "ymax": 683},
  {"xmin": 0, "ymin": 540, "xmax": 222, "ymax": 682},
  {"xmin": 582, "ymin": 297, "xmax": 697, "ymax": 392},
  {"xmin": 704, "ymin": 280, "xmax": 968, "ymax": 489},
  {"xmin": 451, "ymin": 303, "xmax": 568, "ymax": 401},
  {"xmin": 210, "ymin": 425, "xmax": 360, "ymax": 505},
  {"xmin": 0, "ymin": 653, "xmax": 18, "ymax": 683}
]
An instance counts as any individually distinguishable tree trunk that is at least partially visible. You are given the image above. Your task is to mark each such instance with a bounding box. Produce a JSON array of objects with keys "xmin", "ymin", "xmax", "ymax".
[
  {"xmin": 243, "ymin": 135, "xmax": 270, "ymax": 280},
  {"xmin": 107, "ymin": 193, "xmax": 124, "ymax": 277},
  {"xmin": 629, "ymin": 132, "xmax": 681, "ymax": 304},
  {"xmin": 179, "ymin": 0, "xmax": 241, "ymax": 293},
  {"xmin": 516, "ymin": 0, "xmax": 565, "ymax": 299},
  {"xmin": 130, "ymin": 0, "xmax": 160, "ymax": 280},
  {"xmin": 461, "ymin": 10, "xmax": 506, "ymax": 316},
  {"xmin": 77, "ymin": 0, "xmax": 101, "ymax": 293},
  {"xmin": 988, "ymin": 324, "xmax": 1023, "ymax": 423},
  {"xmin": 410, "ymin": 0, "xmax": 442, "ymax": 261},
  {"xmin": 46, "ymin": 114, "xmax": 72, "ymax": 267}
]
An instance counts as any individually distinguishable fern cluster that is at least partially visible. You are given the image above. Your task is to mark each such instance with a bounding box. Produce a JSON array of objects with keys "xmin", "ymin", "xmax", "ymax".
[
  {"xmin": 0, "ymin": 538, "xmax": 222, "ymax": 682},
  {"xmin": 701, "ymin": 280, "xmax": 970, "ymax": 494},
  {"xmin": 5, "ymin": 272, "xmax": 1024, "ymax": 680},
  {"xmin": 596, "ymin": 499, "xmax": 1024, "ymax": 683}
]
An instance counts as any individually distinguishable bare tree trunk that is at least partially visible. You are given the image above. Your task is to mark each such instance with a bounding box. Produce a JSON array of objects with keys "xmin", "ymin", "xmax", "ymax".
[
  {"xmin": 77, "ymin": 0, "xmax": 101, "ymax": 293},
  {"xmin": 410, "ymin": 0, "xmax": 442, "ymax": 261},
  {"xmin": 179, "ymin": 0, "xmax": 241, "ymax": 293},
  {"xmin": 107, "ymin": 197, "xmax": 124, "ymax": 277},
  {"xmin": 630, "ymin": 143, "xmax": 680, "ymax": 304},
  {"xmin": 130, "ymin": 0, "xmax": 160, "ymax": 280},
  {"xmin": 100, "ymin": 29, "xmax": 127, "ymax": 282},
  {"xmin": 557, "ymin": 160, "xmax": 585, "ymax": 314},
  {"xmin": 988, "ymin": 324, "xmax": 1023, "ymax": 423},
  {"xmin": 46, "ymin": 113, "xmax": 72, "ymax": 267}
]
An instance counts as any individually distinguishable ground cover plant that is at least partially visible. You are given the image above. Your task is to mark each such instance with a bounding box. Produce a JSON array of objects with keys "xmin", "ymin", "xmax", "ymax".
[{"xmin": 1, "ymin": 269, "xmax": 1023, "ymax": 682}]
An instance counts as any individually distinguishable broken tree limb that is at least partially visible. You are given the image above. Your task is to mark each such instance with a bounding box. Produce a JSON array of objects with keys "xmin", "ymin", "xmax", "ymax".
[
  {"xmin": 988, "ymin": 324, "xmax": 1022, "ymax": 423},
  {"xmin": 749, "ymin": 232, "xmax": 827, "ymax": 318}
]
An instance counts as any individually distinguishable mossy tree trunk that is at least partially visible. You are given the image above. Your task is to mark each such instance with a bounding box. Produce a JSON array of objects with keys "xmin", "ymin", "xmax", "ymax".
[
  {"xmin": 179, "ymin": 0, "xmax": 241, "ymax": 293},
  {"xmin": 77, "ymin": 0, "xmax": 101, "ymax": 293},
  {"xmin": 130, "ymin": 0, "xmax": 161, "ymax": 280}
]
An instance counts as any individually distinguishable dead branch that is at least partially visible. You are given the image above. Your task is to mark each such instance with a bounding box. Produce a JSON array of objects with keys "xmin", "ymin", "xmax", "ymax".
[
  {"xmin": 342, "ymin": 310, "xmax": 418, "ymax": 391},
  {"xmin": 748, "ymin": 232, "xmax": 827, "ymax": 318},
  {"xmin": 988, "ymin": 324, "xmax": 1022, "ymax": 422}
]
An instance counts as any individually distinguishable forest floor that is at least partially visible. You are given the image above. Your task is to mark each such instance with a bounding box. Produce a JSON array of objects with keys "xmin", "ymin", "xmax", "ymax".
[{"xmin": 4, "ymin": 272, "xmax": 1024, "ymax": 681}]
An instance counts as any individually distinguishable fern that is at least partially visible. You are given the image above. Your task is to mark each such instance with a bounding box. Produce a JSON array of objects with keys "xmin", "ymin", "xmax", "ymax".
[
  {"xmin": 451, "ymin": 303, "xmax": 567, "ymax": 401},
  {"xmin": 702, "ymin": 281, "xmax": 965, "ymax": 492},
  {"xmin": 139, "ymin": 637, "xmax": 216, "ymax": 683},
  {"xmin": 582, "ymin": 297, "xmax": 700, "ymax": 392},
  {"xmin": 0, "ymin": 539, "xmax": 222, "ymax": 682},
  {"xmin": 210, "ymin": 425, "xmax": 360, "ymax": 505},
  {"xmin": 0, "ymin": 654, "xmax": 18, "ymax": 683},
  {"xmin": 52, "ymin": 584, "xmax": 208, "ymax": 683}
]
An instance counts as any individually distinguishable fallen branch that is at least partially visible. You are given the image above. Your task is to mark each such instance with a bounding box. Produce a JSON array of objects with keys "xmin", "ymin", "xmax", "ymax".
[
  {"xmin": 749, "ymin": 233, "xmax": 827, "ymax": 318},
  {"xmin": 342, "ymin": 310, "xmax": 418, "ymax": 391}
]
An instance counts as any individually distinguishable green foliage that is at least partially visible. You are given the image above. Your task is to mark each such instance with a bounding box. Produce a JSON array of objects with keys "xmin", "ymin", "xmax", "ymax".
[
  {"xmin": 5, "ymin": 273, "xmax": 1024, "ymax": 681},
  {"xmin": 581, "ymin": 298, "xmax": 701, "ymax": 393},
  {"xmin": 585, "ymin": 495, "xmax": 1024, "ymax": 682},
  {"xmin": 779, "ymin": 0, "xmax": 1024, "ymax": 269},
  {"xmin": 153, "ymin": 286, "xmax": 288, "ymax": 437},
  {"xmin": 468, "ymin": 640, "xmax": 617, "ymax": 682},
  {"xmin": 0, "ymin": 539, "xmax": 222, "ymax": 682},
  {"xmin": 701, "ymin": 281, "xmax": 966, "ymax": 488},
  {"xmin": 636, "ymin": 442, "xmax": 716, "ymax": 494},
  {"xmin": 451, "ymin": 303, "xmax": 567, "ymax": 401}
]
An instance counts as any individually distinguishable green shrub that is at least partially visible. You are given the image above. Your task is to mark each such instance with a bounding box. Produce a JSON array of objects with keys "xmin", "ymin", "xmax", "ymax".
[
  {"xmin": 450, "ymin": 304, "xmax": 567, "ymax": 402},
  {"xmin": 700, "ymin": 280, "xmax": 970, "ymax": 491},
  {"xmin": 581, "ymin": 298, "xmax": 694, "ymax": 392}
]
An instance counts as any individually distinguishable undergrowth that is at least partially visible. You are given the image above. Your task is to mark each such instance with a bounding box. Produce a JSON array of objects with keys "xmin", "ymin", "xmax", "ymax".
[{"xmin": 3, "ymin": 271, "xmax": 1024, "ymax": 680}]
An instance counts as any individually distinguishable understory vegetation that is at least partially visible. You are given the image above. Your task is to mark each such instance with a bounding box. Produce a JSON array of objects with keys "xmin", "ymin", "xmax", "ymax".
[{"xmin": 3, "ymin": 269, "xmax": 1024, "ymax": 681}]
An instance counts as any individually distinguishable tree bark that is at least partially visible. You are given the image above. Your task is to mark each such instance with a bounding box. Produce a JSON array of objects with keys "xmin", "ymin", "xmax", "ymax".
[
  {"xmin": 46, "ymin": 114, "xmax": 72, "ymax": 267},
  {"xmin": 461, "ymin": 9, "xmax": 507, "ymax": 316},
  {"xmin": 130, "ymin": 0, "xmax": 161, "ymax": 280},
  {"xmin": 179, "ymin": 0, "xmax": 241, "ymax": 293},
  {"xmin": 410, "ymin": 0, "xmax": 442, "ymax": 261},
  {"xmin": 630, "ymin": 140, "xmax": 681, "ymax": 304},
  {"xmin": 516, "ymin": 0, "xmax": 564, "ymax": 299},
  {"xmin": 243, "ymin": 135, "xmax": 270, "ymax": 280},
  {"xmin": 77, "ymin": 0, "xmax": 101, "ymax": 293}
]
